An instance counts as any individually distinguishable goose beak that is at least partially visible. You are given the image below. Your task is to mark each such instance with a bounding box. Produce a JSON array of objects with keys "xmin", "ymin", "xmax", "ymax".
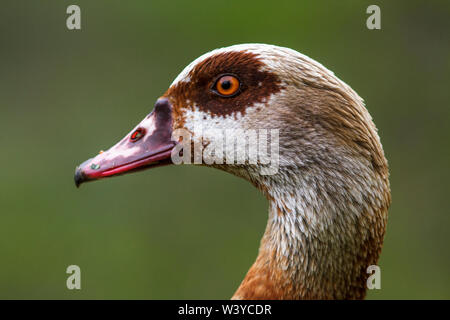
[{"xmin": 74, "ymin": 98, "xmax": 176, "ymax": 187}]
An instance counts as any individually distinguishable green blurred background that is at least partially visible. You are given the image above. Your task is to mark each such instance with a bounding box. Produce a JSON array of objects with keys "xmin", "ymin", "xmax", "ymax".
[{"xmin": 0, "ymin": 0, "xmax": 449, "ymax": 299}]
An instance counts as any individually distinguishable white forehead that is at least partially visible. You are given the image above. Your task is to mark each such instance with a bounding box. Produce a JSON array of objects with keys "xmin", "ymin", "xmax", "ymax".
[{"xmin": 170, "ymin": 43, "xmax": 337, "ymax": 87}]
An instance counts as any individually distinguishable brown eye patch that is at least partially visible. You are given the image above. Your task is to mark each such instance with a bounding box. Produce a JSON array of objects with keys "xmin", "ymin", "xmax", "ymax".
[{"xmin": 165, "ymin": 51, "xmax": 283, "ymax": 119}]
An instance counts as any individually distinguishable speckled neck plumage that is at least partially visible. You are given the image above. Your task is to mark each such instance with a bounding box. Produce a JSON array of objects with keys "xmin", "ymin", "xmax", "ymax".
[{"xmin": 233, "ymin": 157, "xmax": 389, "ymax": 299}]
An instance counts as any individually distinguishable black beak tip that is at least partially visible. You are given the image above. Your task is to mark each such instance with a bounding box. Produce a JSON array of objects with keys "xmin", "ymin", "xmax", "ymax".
[{"xmin": 74, "ymin": 167, "xmax": 86, "ymax": 188}]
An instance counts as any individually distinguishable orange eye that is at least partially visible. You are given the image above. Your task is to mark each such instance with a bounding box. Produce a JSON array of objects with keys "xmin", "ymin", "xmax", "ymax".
[{"xmin": 214, "ymin": 75, "xmax": 240, "ymax": 97}]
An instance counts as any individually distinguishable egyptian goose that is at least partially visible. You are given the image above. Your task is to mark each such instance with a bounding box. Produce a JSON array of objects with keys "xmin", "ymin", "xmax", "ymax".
[{"xmin": 74, "ymin": 44, "xmax": 390, "ymax": 300}]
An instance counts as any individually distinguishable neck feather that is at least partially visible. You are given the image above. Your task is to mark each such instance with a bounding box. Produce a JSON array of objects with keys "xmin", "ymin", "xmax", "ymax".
[{"xmin": 232, "ymin": 161, "xmax": 389, "ymax": 300}]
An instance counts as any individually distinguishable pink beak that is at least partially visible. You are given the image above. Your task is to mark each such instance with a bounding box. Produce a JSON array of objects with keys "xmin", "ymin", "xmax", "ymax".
[{"xmin": 74, "ymin": 98, "xmax": 176, "ymax": 187}]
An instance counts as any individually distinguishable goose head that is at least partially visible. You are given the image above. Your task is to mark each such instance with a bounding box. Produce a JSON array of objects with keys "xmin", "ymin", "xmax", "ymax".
[{"xmin": 75, "ymin": 44, "xmax": 390, "ymax": 299}]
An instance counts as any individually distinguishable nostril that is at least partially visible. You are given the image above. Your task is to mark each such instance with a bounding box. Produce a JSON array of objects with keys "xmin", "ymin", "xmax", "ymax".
[{"xmin": 130, "ymin": 127, "xmax": 146, "ymax": 142}]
